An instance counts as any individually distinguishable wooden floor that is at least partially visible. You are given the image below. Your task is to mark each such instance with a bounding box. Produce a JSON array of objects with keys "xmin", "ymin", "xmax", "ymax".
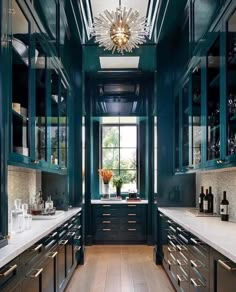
[{"xmin": 65, "ymin": 245, "xmax": 174, "ymax": 292}]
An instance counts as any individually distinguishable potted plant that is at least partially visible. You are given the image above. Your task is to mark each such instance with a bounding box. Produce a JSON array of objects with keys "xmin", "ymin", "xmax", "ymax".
[{"xmin": 113, "ymin": 176, "xmax": 123, "ymax": 197}]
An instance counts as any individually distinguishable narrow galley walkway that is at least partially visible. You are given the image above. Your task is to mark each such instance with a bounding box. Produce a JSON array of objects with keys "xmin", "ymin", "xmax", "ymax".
[{"xmin": 66, "ymin": 245, "xmax": 174, "ymax": 292}]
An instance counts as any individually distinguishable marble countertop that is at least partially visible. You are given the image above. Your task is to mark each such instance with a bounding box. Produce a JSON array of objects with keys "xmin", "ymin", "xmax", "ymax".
[
  {"xmin": 159, "ymin": 207, "xmax": 236, "ymax": 263},
  {"xmin": 91, "ymin": 199, "xmax": 148, "ymax": 204},
  {"xmin": 0, "ymin": 207, "xmax": 82, "ymax": 268}
]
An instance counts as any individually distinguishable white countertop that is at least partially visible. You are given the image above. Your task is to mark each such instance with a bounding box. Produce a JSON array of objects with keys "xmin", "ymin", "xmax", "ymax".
[
  {"xmin": 159, "ymin": 207, "xmax": 236, "ymax": 263},
  {"xmin": 91, "ymin": 199, "xmax": 148, "ymax": 204},
  {"xmin": 0, "ymin": 207, "xmax": 82, "ymax": 268}
]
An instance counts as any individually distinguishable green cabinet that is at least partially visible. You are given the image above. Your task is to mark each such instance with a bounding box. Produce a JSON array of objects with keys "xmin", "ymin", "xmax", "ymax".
[{"xmin": 9, "ymin": 0, "xmax": 69, "ymax": 173}]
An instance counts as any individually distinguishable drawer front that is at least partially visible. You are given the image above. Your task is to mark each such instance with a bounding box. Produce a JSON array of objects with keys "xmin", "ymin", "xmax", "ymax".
[
  {"xmin": 21, "ymin": 241, "xmax": 44, "ymax": 273},
  {"xmin": 189, "ymin": 236, "xmax": 209, "ymax": 267},
  {"xmin": 190, "ymin": 268, "xmax": 209, "ymax": 292},
  {"xmin": 0, "ymin": 257, "xmax": 20, "ymax": 291}
]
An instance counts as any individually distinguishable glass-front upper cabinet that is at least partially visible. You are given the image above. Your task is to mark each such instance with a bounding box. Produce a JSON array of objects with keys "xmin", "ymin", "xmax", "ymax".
[
  {"xmin": 35, "ymin": 35, "xmax": 47, "ymax": 163},
  {"xmin": 182, "ymin": 80, "xmax": 190, "ymax": 168},
  {"xmin": 59, "ymin": 81, "xmax": 68, "ymax": 168},
  {"xmin": 50, "ymin": 70, "xmax": 59, "ymax": 166},
  {"xmin": 175, "ymin": 95, "xmax": 180, "ymax": 171},
  {"xmin": 191, "ymin": 65, "xmax": 202, "ymax": 166},
  {"xmin": 226, "ymin": 10, "xmax": 236, "ymax": 158},
  {"xmin": 11, "ymin": 0, "xmax": 31, "ymax": 157},
  {"xmin": 206, "ymin": 37, "xmax": 220, "ymax": 162}
]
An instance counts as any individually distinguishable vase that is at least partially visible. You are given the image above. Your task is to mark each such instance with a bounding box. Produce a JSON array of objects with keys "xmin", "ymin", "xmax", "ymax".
[
  {"xmin": 116, "ymin": 186, "xmax": 121, "ymax": 197},
  {"xmin": 103, "ymin": 182, "xmax": 110, "ymax": 199}
]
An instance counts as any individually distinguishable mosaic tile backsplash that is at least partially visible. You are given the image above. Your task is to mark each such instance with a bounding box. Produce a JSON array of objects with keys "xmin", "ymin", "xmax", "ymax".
[
  {"xmin": 8, "ymin": 166, "xmax": 41, "ymax": 217},
  {"xmin": 196, "ymin": 169, "xmax": 236, "ymax": 222}
]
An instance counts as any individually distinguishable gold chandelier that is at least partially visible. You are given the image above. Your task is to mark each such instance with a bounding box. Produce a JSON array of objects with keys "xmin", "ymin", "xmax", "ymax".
[{"xmin": 91, "ymin": 0, "xmax": 149, "ymax": 54}]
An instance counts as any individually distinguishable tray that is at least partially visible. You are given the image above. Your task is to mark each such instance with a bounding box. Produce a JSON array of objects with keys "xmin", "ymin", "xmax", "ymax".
[
  {"xmin": 32, "ymin": 210, "xmax": 65, "ymax": 220},
  {"xmin": 186, "ymin": 208, "xmax": 220, "ymax": 217}
]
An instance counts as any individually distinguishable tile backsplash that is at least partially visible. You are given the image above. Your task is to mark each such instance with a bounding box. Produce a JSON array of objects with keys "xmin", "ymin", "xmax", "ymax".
[
  {"xmin": 8, "ymin": 166, "xmax": 41, "ymax": 215},
  {"xmin": 196, "ymin": 169, "xmax": 236, "ymax": 221}
]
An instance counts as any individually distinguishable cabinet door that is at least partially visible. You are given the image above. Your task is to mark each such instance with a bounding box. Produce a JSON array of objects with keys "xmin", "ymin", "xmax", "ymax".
[
  {"xmin": 11, "ymin": 0, "xmax": 31, "ymax": 158},
  {"xmin": 175, "ymin": 94, "xmax": 180, "ymax": 171},
  {"xmin": 206, "ymin": 37, "xmax": 221, "ymax": 163},
  {"xmin": 226, "ymin": 9, "xmax": 236, "ymax": 161},
  {"xmin": 57, "ymin": 240, "xmax": 66, "ymax": 290},
  {"xmin": 41, "ymin": 250, "xmax": 58, "ymax": 292},
  {"xmin": 22, "ymin": 267, "xmax": 42, "ymax": 292},
  {"xmin": 182, "ymin": 80, "xmax": 190, "ymax": 169}
]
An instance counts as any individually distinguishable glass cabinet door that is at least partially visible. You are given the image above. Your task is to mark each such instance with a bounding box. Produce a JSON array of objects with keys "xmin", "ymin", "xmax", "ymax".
[
  {"xmin": 175, "ymin": 95, "xmax": 180, "ymax": 171},
  {"xmin": 11, "ymin": 0, "xmax": 30, "ymax": 156},
  {"xmin": 191, "ymin": 65, "xmax": 202, "ymax": 166},
  {"xmin": 226, "ymin": 10, "xmax": 236, "ymax": 157},
  {"xmin": 35, "ymin": 36, "xmax": 47, "ymax": 162},
  {"xmin": 50, "ymin": 71, "xmax": 59, "ymax": 166},
  {"xmin": 59, "ymin": 82, "xmax": 67, "ymax": 168},
  {"xmin": 182, "ymin": 81, "xmax": 190, "ymax": 168},
  {"xmin": 206, "ymin": 37, "xmax": 220, "ymax": 161}
]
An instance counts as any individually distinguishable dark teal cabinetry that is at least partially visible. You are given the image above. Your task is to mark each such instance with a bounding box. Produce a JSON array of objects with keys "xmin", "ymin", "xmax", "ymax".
[{"xmin": 92, "ymin": 204, "xmax": 147, "ymax": 243}]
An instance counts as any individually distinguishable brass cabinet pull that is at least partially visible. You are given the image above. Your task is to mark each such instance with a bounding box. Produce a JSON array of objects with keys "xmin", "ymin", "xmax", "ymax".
[
  {"xmin": 29, "ymin": 268, "xmax": 43, "ymax": 278},
  {"xmin": 71, "ymin": 217, "xmax": 76, "ymax": 222},
  {"xmin": 218, "ymin": 260, "xmax": 236, "ymax": 271},
  {"xmin": 177, "ymin": 274, "xmax": 187, "ymax": 285},
  {"xmin": 169, "ymin": 240, "xmax": 176, "ymax": 248},
  {"xmin": 102, "ymin": 213, "xmax": 111, "ymax": 216},
  {"xmin": 177, "ymin": 244, "xmax": 187, "ymax": 251},
  {"xmin": 191, "ymin": 260, "xmax": 202, "ymax": 268},
  {"xmin": 63, "ymin": 223, "xmax": 68, "ymax": 228},
  {"xmin": 168, "ymin": 247, "xmax": 176, "ymax": 252},
  {"xmin": 177, "ymin": 227, "xmax": 183, "ymax": 232},
  {"xmin": 68, "ymin": 224, "xmax": 73, "ymax": 229},
  {"xmin": 102, "ymin": 229, "xmax": 111, "ymax": 231},
  {"xmin": 51, "ymin": 232, "xmax": 58, "ymax": 238},
  {"xmin": 68, "ymin": 231, "xmax": 75, "ymax": 236},
  {"xmin": 190, "ymin": 278, "xmax": 204, "ymax": 287},
  {"xmin": 179, "ymin": 234, "xmax": 188, "ymax": 244},
  {"xmin": 167, "ymin": 260, "xmax": 176, "ymax": 267},
  {"xmin": 128, "ymin": 228, "xmax": 136, "ymax": 231},
  {"xmin": 128, "ymin": 213, "xmax": 136, "ymax": 216},
  {"xmin": 32, "ymin": 244, "xmax": 43, "ymax": 252},
  {"xmin": 102, "ymin": 221, "xmax": 111, "ymax": 223},
  {"xmin": 169, "ymin": 226, "xmax": 176, "ymax": 233},
  {"xmin": 177, "ymin": 259, "xmax": 187, "ymax": 266},
  {"xmin": 0, "ymin": 264, "xmax": 17, "ymax": 277},
  {"xmin": 167, "ymin": 235, "xmax": 175, "ymax": 240},
  {"xmin": 102, "ymin": 205, "xmax": 111, "ymax": 207},
  {"xmin": 59, "ymin": 239, "xmax": 68, "ymax": 245},
  {"xmin": 74, "ymin": 235, "xmax": 81, "ymax": 240},
  {"xmin": 48, "ymin": 251, "xmax": 58, "ymax": 259},
  {"xmin": 45, "ymin": 239, "xmax": 56, "ymax": 249},
  {"xmin": 128, "ymin": 205, "xmax": 136, "ymax": 207},
  {"xmin": 128, "ymin": 221, "xmax": 136, "ymax": 223},
  {"xmin": 190, "ymin": 237, "xmax": 201, "ymax": 245}
]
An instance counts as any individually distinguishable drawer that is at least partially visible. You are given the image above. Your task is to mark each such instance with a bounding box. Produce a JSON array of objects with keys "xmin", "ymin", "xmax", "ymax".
[
  {"xmin": 190, "ymin": 259, "xmax": 209, "ymax": 285},
  {"xmin": 94, "ymin": 209, "xmax": 120, "ymax": 218},
  {"xmin": 176, "ymin": 273, "xmax": 189, "ymax": 292},
  {"xmin": 190, "ymin": 268, "xmax": 209, "ymax": 292},
  {"xmin": 120, "ymin": 223, "xmax": 145, "ymax": 233},
  {"xmin": 0, "ymin": 257, "xmax": 20, "ymax": 292},
  {"xmin": 96, "ymin": 217, "xmax": 120, "ymax": 225},
  {"xmin": 43, "ymin": 230, "xmax": 58, "ymax": 250},
  {"xmin": 121, "ymin": 205, "xmax": 146, "ymax": 216},
  {"xmin": 189, "ymin": 237, "xmax": 209, "ymax": 266},
  {"xmin": 21, "ymin": 241, "xmax": 44, "ymax": 273}
]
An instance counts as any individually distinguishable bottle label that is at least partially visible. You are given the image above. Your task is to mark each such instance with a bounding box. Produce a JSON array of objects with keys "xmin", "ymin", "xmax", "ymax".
[
  {"xmin": 203, "ymin": 200, "xmax": 208, "ymax": 211},
  {"xmin": 220, "ymin": 205, "xmax": 229, "ymax": 215}
]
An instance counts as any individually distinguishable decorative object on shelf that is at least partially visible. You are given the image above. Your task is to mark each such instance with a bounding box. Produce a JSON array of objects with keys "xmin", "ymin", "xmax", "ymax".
[
  {"xmin": 90, "ymin": 0, "xmax": 149, "ymax": 54},
  {"xmin": 113, "ymin": 176, "xmax": 123, "ymax": 197},
  {"xmin": 98, "ymin": 169, "xmax": 113, "ymax": 199}
]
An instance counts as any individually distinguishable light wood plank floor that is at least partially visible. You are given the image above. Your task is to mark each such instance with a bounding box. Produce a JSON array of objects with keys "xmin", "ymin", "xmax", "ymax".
[{"xmin": 66, "ymin": 245, "xmax": 174, "ymax": 292}]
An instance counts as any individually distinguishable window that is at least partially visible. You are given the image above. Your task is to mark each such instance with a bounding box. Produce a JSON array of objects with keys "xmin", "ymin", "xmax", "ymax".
[{"xmin": 101, "ymin": 117, "xmax": 137, "ymax": 193}]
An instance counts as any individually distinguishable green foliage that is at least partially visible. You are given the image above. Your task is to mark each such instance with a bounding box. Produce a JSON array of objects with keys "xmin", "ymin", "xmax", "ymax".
[{"xmin": 112, "ymin": 176, "xmax": 123, "ymax": 188}]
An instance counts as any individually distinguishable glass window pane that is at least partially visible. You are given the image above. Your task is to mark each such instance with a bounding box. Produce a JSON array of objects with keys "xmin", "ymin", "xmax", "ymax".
[
  {"xmin": 120, "ymin": 170, "xmax": 137, "ymax": 192},
  {"xmin": 102, "ymin": 148, "xmax": 119, "ymax": 169},
  {"xmin": 102, "ymin": 126, "xmax": 119, "ymax": 147},
  {"xmin": 120, "ymin": 126, "xmax": 137, "ymax": 147},
  {"xmin": 120, "ymin": 148, "xmax": 136, "ymax": 169},
  {"xmin": 102, "ymin": 117, "xmax": 119, "ymax": 124},
  {"xmin": 119, "ymin": 117, "xmax": 137, "ymax": 123}
]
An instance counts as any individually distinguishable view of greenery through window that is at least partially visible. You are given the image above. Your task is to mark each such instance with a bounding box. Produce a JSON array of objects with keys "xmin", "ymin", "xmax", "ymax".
[{"xmin": 101, "ymin": 117, "xmax": 137, "ymax": 193}]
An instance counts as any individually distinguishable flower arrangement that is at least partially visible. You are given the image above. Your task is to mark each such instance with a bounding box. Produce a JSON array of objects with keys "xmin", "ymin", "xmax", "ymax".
[
  {"xmin": 112, "ymin": 176, "xmax": 123, "ymax": 188},
  {"xmin": 98, "ymin": 169, "xmax": 113, "ymax": 184}
]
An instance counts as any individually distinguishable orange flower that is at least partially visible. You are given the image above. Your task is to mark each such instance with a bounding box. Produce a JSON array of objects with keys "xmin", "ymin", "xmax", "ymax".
[{"xmin": 98, "ymin": 169, "xmax": 113, "ymax": 183}]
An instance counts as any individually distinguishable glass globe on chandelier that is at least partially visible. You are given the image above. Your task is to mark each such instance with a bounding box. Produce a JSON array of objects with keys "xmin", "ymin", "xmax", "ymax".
[{"xmin": 90, "ymin": 0, "xmax": 149, "ymax": 54}]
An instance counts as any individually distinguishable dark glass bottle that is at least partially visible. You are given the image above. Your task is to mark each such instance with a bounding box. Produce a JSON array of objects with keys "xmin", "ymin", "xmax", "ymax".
[
  {"xmin": 199, "ymin": 186, "xmax": 205, "ymax": 212},
  {"xmin": 203, "ymin": 189, "xmax": 209, "ymax": 213},
  {"xmin": 208, "ymin": 186, "xmax": 214, "ymax": 213},
  {"xmin": 220, "ymin": 191, "xmax": 229, "ymax": 221}
]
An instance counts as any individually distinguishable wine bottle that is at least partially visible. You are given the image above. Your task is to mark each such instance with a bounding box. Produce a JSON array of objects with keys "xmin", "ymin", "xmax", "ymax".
[
  {"xmin": 198, "ymin": 186, "xmax": 205, "ymax": 212},
  {"xmin": 203, "ymin": 189, "xmax": 209, "ymax": 213},
  {"xmin": 220, "ymin": 191, "xmax": 229, "ymax": 221},
  {"xmin": 208, "ymin": 186, "xmax": 214, "ymax": 213}
]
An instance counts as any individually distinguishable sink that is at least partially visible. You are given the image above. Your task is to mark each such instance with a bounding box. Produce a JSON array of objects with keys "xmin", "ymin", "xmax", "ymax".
[
  {"xmin": 186, "ymin": 208, "xmax": 220, "ymax": 217},
  {"xmin": 32, "ymin": 210, "xmax": 65, "ymax": 220}
]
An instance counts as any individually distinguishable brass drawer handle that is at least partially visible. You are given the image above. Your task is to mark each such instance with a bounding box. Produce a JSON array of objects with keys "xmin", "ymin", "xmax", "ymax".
[
  {"xmin": 71, "ymin": 217, "xmax": 76, "ymax": 222},
  {"xmin": 169, "ymin": 226, "xmax": 176, "ymax": 233},
  {"xmin": 102, "ymin": 213, "xmax": 111, "ymax": 216},
  {"xmin": 169, "ymin": 240, "xmax": 176, "ymax": 248},
  {"xmin": 190, "ymin": 237, "xmax": 201, "ymax": 245},
  {"xmin": 177, "ymin": 259, "xmax": 187, "ymax": 266},
  {"xmin": 167, "ymin": 260, "xmax": 176, "ymax": 267},
  {"xmin": 29, "ymin": 268, "xmax": 43, "ymax": 278},
  {"xmin": 128, "ymin": 228, "xmax": 136, "ymax": 231},
  {"xmin": 190, "ymin": 278, "xmax": 205, "ymax": 287},
  {"xmin": 63, "ymin": 223, "xmax": 68, "ymax": 227},
  {"xmin": 0, "ymin": 264, "xmax": 18, "ymax": 277},
  {"xmin": 177, "ymin": 227, "xmax": 183, "ymax": 232},
  {"xmin": 45, "ymin": 239, "xmax": 56, "ymax": 249},
  {"xmin": 78, "ymin": 213, "xmax": 81, "ymax": 216},
  {"xmin": 51, "ymin": 232, "xmax": 58, "ymax": 238},
  {"xmin": 128, "ymin": 205, "xmax": 136, "ymax": 207},
  {"xmin": 168, "ymin": 247, "xmax": 176, "ymax": 252},
  {"xmin": 177, "ymin": 244, "xmax": 187, "ymax": 251},
  {"xmin": 102, "ymin": 205, "xmax": 111, "ymax": 207},
  {"xmin": 68, "ymin": 232, "xmax": 75, "ymax": 236},
  {"xmin": 191, "ymin": 260, "xmax": 202, "ymax": 268},
  {"xmin": 48, "ymin": 251, "xmax": 58, "ymax": 258},
  {"xmin": 128, "ymin": 213, "xmax": 136, "ymax": 216},
  {"xmin": 128, "ymin": 221, "xmax": 136, "ymax": 223},
  {"xmin": 177, "ymin": 274, "xmax": 187, "ymax": 284},
  {"xmin": 103, "ymin": 221, "xmax": 111, "ymax": 223},
  {"xmin": 167, "ymin": 235, "xmax": 175, "ymax": 240},
  {"xmin": 74, "ymin": 235, "xmax": 81, "ymax": 240},
  {"xmin": 103, "ymin": 229, "xmax": 111, "ymax": 231},
  {"xmin": 179, "ymin": 234, "xmax": 188, "ymax": 244},
  {"xmin": 32, "ymin": 244, "xmax": 43, "ymax": 252},
  {"xmin": 218, "ymin": 260, "xmax": 236, "ymax": 271},
  {"xmin": 68, "ymin": 224, "xmax": 73, "ymax": 229},
  {"xmin": 59, "ymin": 239, "xmax": 68, "ymax": 245}
]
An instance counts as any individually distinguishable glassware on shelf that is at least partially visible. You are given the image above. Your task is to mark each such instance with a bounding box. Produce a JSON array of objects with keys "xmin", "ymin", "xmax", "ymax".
[
  {"xmin": 22, "ymin": 203, "xmax": 32, "ymax": 230},
  {"xmin": 11, "ymin": 199, "xmax": 24, "ymax": 234}
]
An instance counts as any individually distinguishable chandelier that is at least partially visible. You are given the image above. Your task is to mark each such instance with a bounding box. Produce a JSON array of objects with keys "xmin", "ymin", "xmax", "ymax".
[{"xmin": 91, "ymin": 0, "xmax": 149, "ymax": 54}]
